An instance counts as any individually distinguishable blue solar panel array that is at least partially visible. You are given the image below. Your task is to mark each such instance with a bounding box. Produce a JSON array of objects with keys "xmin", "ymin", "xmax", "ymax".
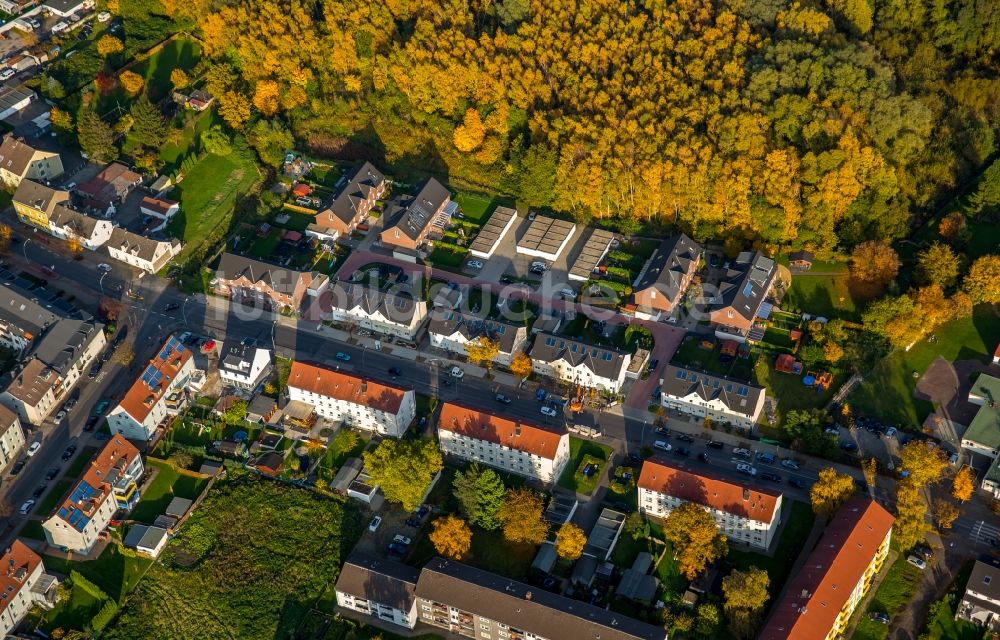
[
  {"xmin": 142, "ymin": 363, "xmax": 163, "ymax": 389},
  {"xmin": 159, "ymin": 335, "xmax": 185, "ymax": 361}
]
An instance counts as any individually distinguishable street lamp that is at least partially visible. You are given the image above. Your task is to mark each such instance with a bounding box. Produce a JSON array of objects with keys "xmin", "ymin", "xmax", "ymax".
[
  {"xmin": 99, "ymin": 271, "xmax": 108, "ymax": 296},
  {"xmin": 22, "ymin": 237, "xmax": 30, "ymax": 263}
]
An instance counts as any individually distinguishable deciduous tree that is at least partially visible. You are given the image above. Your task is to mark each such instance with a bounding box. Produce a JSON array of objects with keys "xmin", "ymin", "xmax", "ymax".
[
  {"xmin": 963, "ymin": 255, "xmax": 1000, "ymax": 304},
  {"xmin": 898, "ymin": 440, "xmax": 947, "ymax": 488},
  {"xmin": 200, "ymin": 125, "xmax": 232, "ymax": 156},
  {"xmin": 218, "ymin": 91, "xmax": 252, "ymax": 130},
  {"xmin": 466, "ymin": 337, "xmax": 500, "ymax": 372},
  {"xmin": 851, "ymin": 241, "xmax": 900, "ymax": 285},
  {"xmin": 119, "ymin": 71, "xmax": 144, "ymax": 96},
  {"xmin": 429, "ymin": 515, "xmax": 472, "ymax": 560},
  {"xmin": 916, "ymin": 243, "xmax": 960, "ymax": 288},
  {"xmin": 810, "ymin": 468, "xmax": 856, "ymax": 518},
  {"xmin": 555, "ymin": 523, "xmax": 586, "ymax": 560},
  {"xmin": 453, "ymin": 108, "xmax": 485, "ymax": 152},
  {"xmin": 938, "ymin": 212, "xmax": 967, "ymax": 242},
  {"xmin": 861, "ymin": 458, "xmax": 878, "ymax": 488},
  {"xmin": 932, "ymin": 499, "xmax": 958, "ymax": 530},
  {"xmin": 893, "ymin": 482, "xmax": 929, "ymax": 551},
  {"xmin": 170, "ymin": 68, "xmax": 189, "ymax": 89},
  {"xmin": 723, "ymin": 568, "xmax": 770, "ymax": 640},
  {"xmin": 952, "ymin": 466, "xmax": 974, "ymax": 502},
  {"xmin": 364, "ymin": 439, "xmax": 444, "ymax": 511},
  {"xmin": 696, "ymin": 603, "xmax": 721, "ymax": 637},
  {"xmin": 97, "ymin": 35, "xmax": 124, "ymax": 57},
  {"xmin": 0, "ymin": 223, "xmax": 10, "ymax": 254},
  {"xmin": 498, "ymin": 487, "xmax": 548, "ymax": 544},
  {"xmin": 509, "ymin": 352, "xmax": 533, "ymax": 379},
  {"xmin": 663, "ymin": 502, "xmax": 728, "ymax": 579}
]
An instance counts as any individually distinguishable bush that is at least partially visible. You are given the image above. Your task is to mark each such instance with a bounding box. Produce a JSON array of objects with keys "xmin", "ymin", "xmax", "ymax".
[
  {"xmin": 70, "ymin": 570, "xmax": 109, "ymax": 600},
  {"xmin": 91, "ymin": 599, "xmax": 120, "ymax": 631}
]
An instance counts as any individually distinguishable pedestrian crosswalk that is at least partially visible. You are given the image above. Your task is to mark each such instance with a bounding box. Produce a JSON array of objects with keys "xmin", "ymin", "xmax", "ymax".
[{"xmin": 953, "ymin": 518, "xmax": 1000, "ymax": 546}]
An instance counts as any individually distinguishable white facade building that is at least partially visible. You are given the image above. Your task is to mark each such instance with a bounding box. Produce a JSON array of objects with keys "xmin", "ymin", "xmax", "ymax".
[
  {"xmin": 0, "ymin": 404, "xmax": 26, "ymax": 474},
  {"xmin": 659, "ymin": 365, "xmax": 765, "ymax": 430},
  {"xmin": 47, "ymin": 205, "xmax": 114, "ymax": 250},
  {"xmin": 529, "ymin": 333, "xmax": 631, "ymax": 393},
  {"xmin": 639, "ymin": 458, "xmax": 783, "ymax": 550},
  {"xmin": 0, "ymin": 541, "xmax": 59, "ymax": 637},
  {"xmin": 427, "ymin": 313, "xmax": 528, "ymax": 367},
  {"xmin": 0, "ymin": 358, "xmax": 61, "ymax": 425},
  {"xmin": 105, "ymin": 228, "xmax": 182, "ymax": 274},
  {"xmin": 335, "ymin": 552, "xmax": 421, "ymax": 630},
  {"xmin": 218, "ymin": 340, "xmax": 272, "ymax": 390},
  {"xmin": 325, "ymin": 281, "xmax": 428, "ymax": 340},
  {"xmin": 437, "ymin": 402, "xmax": 571, "ymax": 484},
  {"xmin": 287, "ymin": 361, "xmax": 415, "ymax": 438}
]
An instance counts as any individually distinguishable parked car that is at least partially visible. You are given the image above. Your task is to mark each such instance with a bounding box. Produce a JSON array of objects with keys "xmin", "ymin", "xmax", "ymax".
[
  {"xmin": 654, "ymin": 426, "xmax": 670, "ymax": 436},
  {"xmin": 88, "ymin": 362, "xmax": 101, "ymax": 379},
  {"xmin": 26, "ymin": 442, "xmax": 41, "ymax": 457},
  {"xmin": 884, "ymin": 427, "xmax": 897, "ymax": 438},
  {"xmin": 913, "ymin": 545, "xmax": 934, "ymax": 559},
  {"xmin": 9, "ymin": 460, "xmax": 25, "ymax": 475},
  {"xmin": 707, "ymin": 440, "xmax": 724, "ymax": 450},
  {"xmin": 0, "ymin": 69, "xmax": 15, "ymax": 81},
  {"xmin": 19, "ymin": 500, "xmax": 35, "ymax": 515},
  {"xmin": 781, "ymin": 459, "xmax": 800, "ymax": 470},
  {"xmin": 540, "ymin": 406, "xmax": 558, "ymax": 417},
  {"xmin": 32, "ymin": 484, "xmax": 47, "ymax": 498},
  {"xmin": 868, "ymin": 612, "xmax": 891, "ymax": 625},
  {"xmin": 840, "ymin": 441, "xmax": 858, "ymax": 452},
  {"xmin": 654, "ymin": 440, "xmax": 672, "ymax": 452},
  {"xmin": 789, "ymin": 478, "xmax": 807, "ymax": 489},
  {"xmin": 535, "ymin": 388, "xmax": 547, "ymax": 402},
  {"xmin": 368, "ymin": 516, "xmax": 382, "ymax": 532},
  {"xmin": 757, "ymin": 452, "xmax": 775, "ymax": 464},
  {"xmin": 906, "ymin": 555, "xmax": 927, "ymax": 570},
  {"xmin": 387, "ymin": 542, "xmax": 407, "ymax": 556},
  {"xmin": 54, "ymin": 410, "xmax": 67, "ymax": 423},
  {"xmin": 647, "ymin": 359, "xmax": 659, "ymax": 371},
  {"xmin": 760, "ymin": 472, "xmax": 782, "ymax": 482},
  {"xmin": 97, "ymin": 263, "xmax": 112, "ymax": 272},
  {"xmin": 495, "ymin": 394, "xmax": 511, "ymax": 404},
  {"xmin": 466, "ymin": 260, "xmax": 484, "ymax": 269},
  {"xmin": 404, "ymin": 517, "xmax": 421, "ymax": 528},
  {"xmin": 450, "ymin": 366, "xmax": 465, "ymax": 379},
  {"xmin": 735, "ymin": 463, "xmax": 757, "ymax": 476},
  {"xmin": 676, "ymin": 433, "xmax": 694, "ymax": 443},
  {"xmin": 393, "ymin": 534, "xmax": 412, "ymax": 546},
  {"xmin": 824, "ymin": 427, "xmax": 840, "ymax": 435},
  {"xmin": 732, "ymin": 447, "xmax": 752, "ymax": 459},
  {"xmin": 164, "ymin": 302, "xmax": 180, "ymax": 312},
  {"xmin": 61, "ymin": 445, "xmax": 76, "ymax": 461},
  {"xmin": 45, "ymin": 467, "xmax": 60, "ymax": 481},
  {"xmin": 97, "ymin": 10, "xmax": 112, "ymax": 21},
  {"xmin": 673, "ymin": 447, "xmax": 690, "ymax": 457},
  {"xmin": 335, "ymin": 352, "xmax": 351, "ymax": 361},
  {"xmin": 94, "ymin": 400, "xmax": 110, "ymax": 415},
  {"xmin": 698, "ymin": 453, "xmax": 710, "ymax": 463},
  {"xmin": 388, "ymin": 367, "xmax": 402, "ymax": 376}
]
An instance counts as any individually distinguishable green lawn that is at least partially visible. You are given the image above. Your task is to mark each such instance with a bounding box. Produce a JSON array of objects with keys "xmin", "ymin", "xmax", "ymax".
[
  {"xmin": 671, "ymin": 336, "xmax": 756, "ymax": 380},
  {"xmin": 160, "ymin": 109, "xmax": 217, "ymax": 171},
  {"xmin": 35, "ymin": 577, "xmax": 108, "ymax": 633},
  {"xmin": 134, "ymin": 37, "xmax": 202, "ymax": 101},
  {"xmin": 248, "ymin": 233, "xmax": 283, "ymax": 258},
  {"xmin": 453, "ymin": 191, "xmax": 503, "ymax": 224},
  {"xmin": 42, "ymin": 542, "xmax": 153, "ymax": 603},
  {"xmin": 919, "ymin": 598, "xmax": 982, "ymax": 640},
  {"xmin": 428, "ymin": 246, "xmax": 468, "ymax": 269},
  {"xmin": 728, "ymin": 501, "xmax": 816, "ymax": 601},
  {"xmin": 852, "ymin": 555, "xmax": 922, "ymax": 640},
  {"xmin": 755, "ymin": 360, "xmax": 846, "ymax": 422},
  {"xmin": 848, "ymin": 303, "xmax": 1000, "ymax": 425},
  {"xmin": 130, "ymin": 458, "xmax": 209, "ymax": 524},
  {"xmin": 64, "ymin": 447, "xmax": 99, "ymax": 480},
  {"xmin": 783, "ymin": 273, "xmax": 867, "ymax": 321},
  {"xmin": 18, "ymin": 519, "xmax": 46, "ymax": 540},
  {"xmin": 36, "ymin": 478, "xmax": 75, "ymax": 517},
  {"xmin": 558, "ymin": 438, "xmax": 613, "ymax": 494}
]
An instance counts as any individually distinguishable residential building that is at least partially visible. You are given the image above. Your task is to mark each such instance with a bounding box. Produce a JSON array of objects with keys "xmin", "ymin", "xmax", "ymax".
[
  {"xmin": 325, "ymin": 281, "xmax": 428, "ymax": 340},
  {"xmin": 42, "ymin": 435, "xmax": 143, "ymax": 554},
  {"xmin": 0, "ymin": 541, "xmax": 59, "ymax": 637},
  {"xmin": 218, "ymin": 340, "xmax": 272, "ymax": 390},
  {"xmin": 214, "ymin": 253, "xmax": 329, "ymax": 312},
  {"xmin": 639, "ymin": 457, "xmax": 783, "ymax": 550},
  {"xmin": 287, "ymin": 361, "xmax": 415, "ymax": 437},
  {"xmin": 139, "ymin": 196, "xmax": 180, "ymax": 221},
  {"xmin": 77, "ymin": 162, "xmax": 142, "ymax": 212},
  {"xmin": 105, "ymin": 228, "xmax": 182, "ymax": 274},
  {"xmin": 0, "ymin": 136, "xmax": 63, "ymax": 187},
  {"xmin": 0, "ymin": 282, "xmax": 60, "ymax": 355},
  {"xmin": 307, "ymin": 161, "xmax": 386, "ymax": 241},
  {"xmin": 0, "ymin": 358, "xmax": 61, "ymax": 425},
  {"xmin": 107, "ymin": 336, "xmax": 196, "ymax": 442},
  {"xmin": 962, "ymin": 373, "xmax": 1000, "ymax": 461},
  {"xmin": 47, "ymin": 205, "xmax": 114, "ymax": 250},
  {"xmin": 380, "ymin": 177, "xmax": 451, "ymax": 251},
  {"xmin": 43, "ymin": 0, "xmax": 93, "ymax": 17},
  {"xmin": 631, "ymin": 234, "xmax": 703, "ymax": 319},
  {"xmin": 660, "ymin": 364, "xmax": 766, "ymax": 430},
  {"xmin": 759, "ymin": 498, "xmax": 895, "ymax": 640},
  {"xmin": 335, "ymin": 551, "xmax": 422, "ymax": 629},
  {"xmin": 12, "ymin": 179, "xmax": 69, "ymax": 229},
  {"xmin": 437, "ymin": 402, "xmax": 571, "ymax": 483},
  {"xmin": 428, "ymin": 312, "xmax": 528, "ymax": 366},
  {"xmin": 122, "ymin": 525, "xmax": 169, "ymax": 558},
  {"xmin": 415, "ymin": 557, "xmax": 668, "ymax": 640},
  {"xmin": 707, "ymin": 251, "xmax": 777, "ymax": 342},
  {"xmin": 0, "ymin": 404, "xmax": 26, "ymax": 474},
  {"xmin": 956, "ymin": 556, "xmax": 1000, "ymax": 632},
  {"xmin": 0, "ymin": 86, "xmax": 36, "ymax": 122},
  {"xmin": 32, "ymin": 318, "xmax": 106, "ymax": 398},
  {"xmin": 529, "ymin": 333, "xmax": 632, "ymax": 393}
]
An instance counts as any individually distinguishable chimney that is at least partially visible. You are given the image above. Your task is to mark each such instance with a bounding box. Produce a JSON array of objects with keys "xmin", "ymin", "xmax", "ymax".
[
  {"xmin": 524, "ymin": 591, "xmax": 532, "ymax": 601},
  {"xmin": 515, "ymin": 425, "xmax": 521, "ymax": 437},
  {"xmin": 743, "ymin": 488, "xmax": 750, "ymax": 501}
]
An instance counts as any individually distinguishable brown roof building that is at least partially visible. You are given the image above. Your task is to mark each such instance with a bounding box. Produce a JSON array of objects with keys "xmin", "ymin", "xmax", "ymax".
[
  {"xmin": 0, "ymin": 540, "xmax": 58, "ymax": 635},
  {"xmin": 380, "ymin": 177, "xmax": 451, "ymax": 250},
  {"xmin": 0, "ymin": 135, "xmax": 63, "ymax": 187},
  {"xmin": 77, "ymin": 162, "xmax": 142, "ymax": 205},
  {"xmin": 632, "ymin": 234, "xmax": 703, "ymax": 319},
  {"xmin": 214, "ymin": 253, "xmax": 328, "ymax": 312},
  {"xmin": 759, "ymin": 498, "xmax": 895, "ymax": 640},
  {"xmin": 0, "ymin": 357, "xmax": 62, "ymax": 425},
  {"xmin": 308, "ymin": 161, "xmax": 386, "ymax": 240}
]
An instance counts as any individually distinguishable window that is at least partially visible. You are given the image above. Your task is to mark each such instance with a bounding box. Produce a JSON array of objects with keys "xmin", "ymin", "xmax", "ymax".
[{"xmin": 985, "ymin": 576, "xmax": 993, "ymax": 585}]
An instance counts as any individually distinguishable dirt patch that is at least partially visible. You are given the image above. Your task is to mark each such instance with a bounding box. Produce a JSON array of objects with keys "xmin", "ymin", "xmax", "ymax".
[{"xmin": 915, "ymin": 356, "xmax": 992, "ymax": 426}]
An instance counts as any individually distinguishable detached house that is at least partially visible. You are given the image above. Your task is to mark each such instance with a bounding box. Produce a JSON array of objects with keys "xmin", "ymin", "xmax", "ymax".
[
  {"xmin": 380, "ymin": 177, "xmax": 451, "ymax": 251},
  {"xmin": 707, "ymin": 251, "xmax": 777, "ymax": 342},
  {"xmin": 428, "ymin": 312, "xmax": 528, "ymax": 366},
  {"xmin": 105, "ymin": 228, "xmax": 182, "ymax": 274},
  {"xmin": 639, "ymin": 457, "xmax": 783, "ymax": 550},
  {"xmin": 12, "ymin": 179, "xmax": 69, "ymax": 229},
  {"xmin": 530, "ymin": 333, "xmax": 631, "ymax": 393},
  {"xmin": 325, "ymin": 281, "xmax": 428, "ymax": 340},
  {"xmin": 218, "ymin": 340, "xmax": 272, "ymax": 390},
  {"xmin": 659, "ymin": 365, "xmax": 766, "ymax": 430},
  {"xmin": 0, "ymin": 135, "xmax": 63, "ymax": 187},
  {"xmin": 0, "ymin": 541, "xmax": 59, "ymax": 637},
  {"xmin": 42, "ymin": 435, "xmax": 143, "ymax": 554},
  {"xmin": 107, "ymin": 335, "xmax": 196, "ymax": 442},
  {"xmin": 307, "ymin": 161, "xmax": 386, "ymax": 241},
  {"xmin": 139, "ymin": 196, "xmax": 180, "ymax": 222},
  {"xmin": 438, "ymin": 402, "xmax": 570, "ymax": 483},
  {"xmin": 47, "ymin": 205, "xmax": 113, "ymax": 250},
  {"xmin": 77, "ymin": 162, "xmax": 142, "ymax": 214},
  {"xmin": 631, "ymin": 234, "xmax": 703, "ymax": 320},
  {"xmin": 956, "ymin": 556, "xmax": 1000, "ymax": 633},
  {"xmin": 287, "ymin": 361, "xmax": 416, "ymax": 438},
  {"xmin": 214, "ymin": 253, "xmax": 329, "ymax": 312}
]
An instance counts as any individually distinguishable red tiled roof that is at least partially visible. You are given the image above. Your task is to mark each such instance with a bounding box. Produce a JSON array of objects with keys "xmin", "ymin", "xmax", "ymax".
[
  {"xmin": 288, "ymin": 361, "xmax": 409, "ymax": 414},
  {"xmin": 0, "ymin": 540, "xmax": 42, "ymax": 611},
  {"xmin": 759, "ymin": 498, "xmax": 895, "ymax": 640},
  {"xmin": 118, "ymin": 337, "xmax": 193, "ymax": 423},
  {"xmin": 438, "ymin": 402, "xmax": 567, "ymax": 461},
  {"xmin": 55, "ymin": 434, "xmax": 140, "ymax": 524},
  {"xmin": 638, "ymin": 457, "xmax": 781, "ymax": 523},
  {"xmin": 140, "ymin": 196, "xmax": 178, "ymax": 215}
]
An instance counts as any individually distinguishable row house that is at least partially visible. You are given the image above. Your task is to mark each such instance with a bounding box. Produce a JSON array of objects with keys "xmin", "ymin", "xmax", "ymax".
[
  {"xmin": 306, "ymin": 161, "xmax": 386, "ymax": 242},
  {"xmin": 437, "ymin": 402, "xmax": 570, "ymax": 484},
  {"xmin": 760, "ymin": 498, "xmax": 895, "ymax": 640},
  {"xmin": 707, "ymin": 251, "xmax": 777, "ymax": 343},
  {"xmin": 0, "ymin": 135, "xmax": 63, "ymax": 188},
  {"xmin": 105, "ymin": 228, "xmax": 182, "ymax": 274},
  {"xmin": 428, "ymin": 312, "xmax": 528, "ymax": 366},
  {"xmin": 42, "ymin": 435, "xmax": 143, "ymax": 554},
  {"xmin": 380, "ymin": 177, "xmax": 452, "ymax": 251},
  {"xmin": 31, "ymin": 318, "xmax": 106, "ymax": 401},
  {"xmin": 107, "ymin": 335, "xmax": 196, "ymax": 442},
  {"xmin": 12, "ymin": 179, "xmax": 69, "ymax": 230},
  {"xmin": 0, "ymin": 541, "xmax": 59, "ymax": 637},
  {"xmin": 0, "ymin": 404, "xmax": 26, "ymax": 474},
  {"xmin": 631, "ymin": 233, "xmax": 703, "ymax": 320},
  {"xmin": 218, "ymin": 340, "xmax": 273, "ymax": 390},
  {"xmin": 639, "ymin": 457, "xmax": 783, "ymax": 550},
  {"xmin": 287, "ymin": 361, "xmax": 415, "ymax": 438},
  {"xmin": 0, "ymin": 283, "xmax": 60, "ymax": 355},
  {"xmin": 659, "ymin": 364, "xmax": 766, "ymax": 430},
  {"xmin": 325, "ymin": 281, "xmax": 428, "ymax": 341},
  {"xmin": 214, "ymin": 252, "xmax": 329, "ymax": 312},
  {"xmin": 529, "ymin": 333, "xmax": 631, "ymax": 393}
]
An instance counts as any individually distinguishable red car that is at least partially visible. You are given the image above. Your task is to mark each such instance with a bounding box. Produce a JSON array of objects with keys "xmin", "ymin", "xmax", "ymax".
[{"xmin": 201, "ymin": 339, "xmax": 216, "ymax": 353}]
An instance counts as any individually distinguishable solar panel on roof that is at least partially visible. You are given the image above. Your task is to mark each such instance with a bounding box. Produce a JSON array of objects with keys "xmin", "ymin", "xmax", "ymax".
[
  {"xmin": 676, "ymin": 370, "xmax": 687, "ymax": 379},
  {"xmin": 743, "ymin": 282, "xmax": 754, "ymax": 297}
]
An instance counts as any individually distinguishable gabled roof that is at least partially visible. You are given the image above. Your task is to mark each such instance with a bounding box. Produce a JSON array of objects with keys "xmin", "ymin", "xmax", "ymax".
[
  {"xmin": 53, "ymin": 435, "xmax": 140, "ymax": 531},
  {"xmin": 530, "ymin": 333, "xmax": 629, "ymax": 380},
  {"xmin": 710, "ymin": 250, "xmax": 776, "ymax": 322},
  {"xmin": 0, "ymin": 540, "xmax": 42, "ymax": 612},
  {"xmin": 638, "ymin": 457, "xmax": 781, "ymax": 523},
  {"xmin": 0, "ymin": 135, "xmax": 41, "ymax": 176},
  {"xmin": 438, "ymin": 402, "xmax": 567, "ymax": 461},
  {"xmin": 962, "ymin": 556, "xmax": 1000, "ymax": 613},
  {"xmin": 108, "ymin": 227, "xmax": 178, "ymax": 262},
  {"xmin": 139, "ymin": 196, "xmax": 178, "ymax": 216},
  {"xmin": 383, "ymin": 177, "xmax": 450, "ymax": 241},
  {"xmin": 327, "ymin": 281, "xmax": 425, "ymax": 326},
  {"xmin": 219, "ymin": 339, "xmax": 269, "ymax": 376},
  {"xmin": 0, "ymin": 282, "xmax": 61, "ymax": 340},
  {"xmin": 760, "ymin": 498, "xmax": 895, "ymax": 640},
  {"xmin": 427, "ymin": 311, "xmax": 524, "ymax": 354},
  {"xmin": 77, "ymin": 162, "xmax": 141, "ymax": 203},
  {"xmin": 32, "ymin": 318, "xmax": 102, "ymax": 377},
  {"xmin": 288, "ymin": 361, "xmax": 411, "ymax": 414},
  {"xmin": 12, "ymin": 179, "xmax": 68, "ymax": 214},
  {"xmin": 320, "ymin": 161, "xmax": 384, "ymax": 226},
  {"xmin": 48, "ymin": 204, "xmax": 103, "ymax": 239},
  {"xmin": 416, "ymin": 558, "xmax": 667, "ymax": 640},
  {"xmin": 660, "ymin": 364, "xmax": 764, "ymax": 417},
  {"xmin": 117, "ymin": 335, "xmax": 192, "ymax": 424},
  {"xmin": 3, "ymin": 357, "xmax": 60, "ymax": 405},
  {"xmin": 336, "ymin": 550, "xmax": 421, "ymax": 612},
  {"xmin": 633, "ymin": 234, "xmax": 703, "ymax": 302},
  {"xmin": 965, "ymin": 374, "xmax": 1000, "ymax": 450},
  {"xmin": 216, "ymin": 253, "xmax": 310, "ymax": 296}
]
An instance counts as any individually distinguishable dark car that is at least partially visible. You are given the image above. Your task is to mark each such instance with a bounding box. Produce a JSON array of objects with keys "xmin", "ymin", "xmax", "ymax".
[
  {"xmin": 61, "ymin": 445, "xmax": 77, "ymax": 461},
  {"xmin": 45, "ymin": 467, "xmax": 60, "ymax": 481},
  {"xmin": 647, "ymin": 359, "xmax": 659, "ymax": 371},
  {"xmin": 761, "ymin": 472, "xmax": 782, "ymax": 483},
  {"xmin": 500, "ymin": 274, "xmax": 515, "ymax": 284},
  {"xmin": 88, "ymin": 363, "xmax": 101, "ymax": 378},
  {"xmin": 388, "ymin": 367, "xmax": 402, "ymax": 376},
  {"xmin": 605, "ymin": 500, "xmax": 633, "ymax": 513},
  {"xmin": 164, "ymin": 302, "xmax": 180, "ymax": 312},
  {"xmin": 32, "ymin": 484, "xmax": 47, "ymax": 498},
  {"xmin": 387, "ymin": 542, "xmax": 408, "ymax": 556},
  {"xmin": 709, "ymin": 254, "xmax": 720, "ymax": 268},
  {"xmin": 9, "ymin": 460, "xmax": 25, "ymax": 475},
  {"xmin": 654, "ymin": 426, "xmax": 670, "ymax": 437},
  {"xmin": 855, "ymin": 479, "xmax": 868, "ymax": 492},
  {"xmin": 698, "ymin": 453, "xmax": 710, "ymax": 463},
  {"xmin": 495, "ymin": 394, "xmax": 512, "ymax": 404},
  {"xmin": 789, "ymin": 478, "xmax": 807, "ymax": 489},
  {"xmin": 840, "ymin": 441, "xmax": 858, "ymax": 452},
  {"xmin": 626, "ymin": 453, "xmax": 643, "ymax": 466},
  {"xmin": 84, "ymin": 416, "xmax": 99, "ymax": 431},
  {"xmin": 914, "ymin": 545, "xmax": 934, "ymax": 559},
  {"xmin": 706, "ymin": 440, "xmax": 724, "ymax": 450},
  {"xmin": 676, "ymin": 433, "xmax": 694, "ymax": 443},
  {"xmin": 868, "ymin": 612, "xmax": 890, "ymax": 625},
  {"xmin": 673, "ymin": 447, "xmax": 690, "ymax": 457}
]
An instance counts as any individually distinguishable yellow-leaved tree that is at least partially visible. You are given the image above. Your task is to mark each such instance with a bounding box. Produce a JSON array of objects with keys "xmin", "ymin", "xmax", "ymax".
[
  {"xmin": 510, "ymin": 352, "xmax": 533, "ymax": 379},
  {"xmin": 722, "ymin": 567, "xmax": 770, "ymax": 639},
  {"xmin": 850, "ymin": 240, "xmax": 900, "ymax": 286},
  {"xmin": 119, "ymin": 71, "xmax": 144, "ymax": 96},
  {"xmin": 663, "ymin": 502, "xmax": 728, "ymax": 579},
  {"xmin": 97, "ymin": 35, "xmax": 124, "ymax": 57},
  {"xmin": 429, "ymin": 515, "xmax": 472, "ymax": 560},
  {"xmin": 466, "ymin": 337, "xmax": 500, "ymax": 373},
  {"xmin": 932, "ymin": 499, "xmax": 959, "ymax": 530},
  {"xmin": 498, "ymin": 487, "xmax": 548, "ymax": 544},
  {"xmin": 893, "ymin": 482, "xmax": 929, "ymax": 550},
  {"xmin": 810, "ymin": 468, "xmax": 856, "ymax": 518},
  {"xmin": 253, "ymin": 80, "xmax": 280, "ymax": 116},
  {"xmin": 170, "ymin": 68, "xmax": 190, "ymax": 89},
  {"xmin": 952, "ymin": 466, "xmax": 974, "ymax": 502},
  {"xmin": 964, "ymin": 255, "xmax": 1000, "ymax": 304},
  {"xmin": 898, "ymin": 440, "xmax": 947, "ymax": 488},
  {"xmin": 555, "ymin": 523, "xmax": 586, "ymax": 560},
  {"xmin": 453, "ymin": 108, "xmax": 486, "ymax": 152}
]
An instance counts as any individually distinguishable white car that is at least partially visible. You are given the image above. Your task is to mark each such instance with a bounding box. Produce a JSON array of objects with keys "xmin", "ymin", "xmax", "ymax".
[
  {"xmin": 51, "ymin": 21, "xmax": 68, "ymax": 33},
  {"xmin": 19, "ymin": 499, "xmax": 35, "ymax": 515},
  {"xmin": 654, "ymin": 440, "xmax": 672, "ymax": 452},
  {"xmin": 54, "ymin": 410, "xmax": 67, "ymax": 423},
  {"xmin": 540, "ymin": 406, "xmax": 558, "ymax": 417},
  {"xmin": 906, "ymin": 555, "xmax": 927, "ymax": 570},
  {"xmin": 393, "ymin": 534, "xmax": 412, "ymax": 545},
  {"xmin": 732, "ymin": 447, "xmax": 752, "ymax": 459},
  {"xmin": 368, "ymin": 516, "xmax": 382, "ymax": 532},
  {"xmin": 824, "ymin": 427, "xmax": 840, "ymax": 435},
  {"xmin": 884, "ymin": 427, "xmax": 897, "ymax": 438},
  {"xmin": 736, "ymin": 463, "xmax": 757, "ymax": 476},
  {"xmin": 97, "ymin": 263, "xmax": 112, "ymax": 272},
  {"xmin": 97, "ymin": 10, "xmax": 111, "ymax": 22},
  {"xmin": 466, "ymin": 260, "xmax": 484, "ymax": 269},
  {"xmin": 0, "ymin": 69, "xmax": 14, "ymax": 81},
  {"xmin": 450, "ymin": 366, "xmax": 464, "ymax": 379},
  {"xmin": 559, "ymin": 287, "xmax": 575, "ymax": 299},
  {"xmin": 26, "ymin": 441, "xmax": 41, "ymax": 457},
  {"xmin": 781, "ymin": 459, "xmax": 800, "ymax": 470}
]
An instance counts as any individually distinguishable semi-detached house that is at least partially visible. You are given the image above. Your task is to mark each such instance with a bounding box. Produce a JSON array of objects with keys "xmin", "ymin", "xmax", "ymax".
[
  {"xmin": 307, "ymin": 161, "xmax": 386, "ymax": 242},
  {"xmin": 287, "ymin": 361, "xmax": 415, "ymax": 438},
  {"xmin": 325, "ymin": 281, "xmax": 428, "ymax": 341},
  {"xmin": 428, "ymin": 312, "xmax": 528, "ymax": 366},
  {"xmin": 631, "ymin": 233, "xmax": 703, "ymax": 320},
  {"xmin": 380, "ymin": 177, "xmax": 451, "ymax": 251},
  {"xmin": 335, "ymin": 552, "xmax": 421, "ymax": 629},
  {"xmin": 105, "ymin": 228, "xmax": 182, "ymax": 274},
  {"xmin": 660, "ymin": 364, "xmax": 766, "ymax": 429},
  {"xmin": 530, "ymin": 333, "xmax": 631, "ymax": 393},
  {"xmin": 707, "ymin": 251, "xmax": 777, "ymax": 343},
  {"xmin": 639, "ymin": 457, "xmax": 783, "ymax": 550},
  {"xmin": 214, "ymin": 253, "xmax": 329, "ymax": 312},
  {"xmin": 437, "ymin": 402, "xmax": 570, "ymax": 483},
  {"xmin": 218, "ymin": 340, "xmax": 272, "ymax": 390}
]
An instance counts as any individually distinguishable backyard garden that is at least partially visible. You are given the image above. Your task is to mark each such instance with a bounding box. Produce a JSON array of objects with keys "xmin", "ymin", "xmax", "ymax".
[{"xmin": 558, "ymin": 437, "xmax": 613, "ymax": 495}]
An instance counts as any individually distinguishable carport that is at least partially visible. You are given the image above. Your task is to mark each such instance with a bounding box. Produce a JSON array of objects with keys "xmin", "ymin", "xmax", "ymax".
[
  {"xmin": 568, "ymin": 228, "xmax": 615, "ymax": 281},
  {"xmin": 516, "ymin": 215, "xmax": 577, "ymax": 261},
  {"xmin": 583, "ymin": 508, "xmax": 627, "ymax": 561},
  {"xmin": 469, "ymin": 206, "xmax": 518, "ymax": 258}
]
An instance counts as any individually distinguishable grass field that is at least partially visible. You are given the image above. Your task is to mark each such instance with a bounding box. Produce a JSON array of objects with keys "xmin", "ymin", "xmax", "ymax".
[
  {"xmin": 130, "ymin": 458, "xmax": 209, "ymax": 524},
  {"xmin": 755, "ymin": 360, "xmax": 846, "ymax": 418},
  {"xmin": 783, "ymin": 273, "xmax": 864, "ymax": 321},
  {"xmin": 43, "ymin": 542, "xmax": 154, "ymax": 603},
  {"xmin": 159, "ymin": 109, "xmax": 217, "ymax": 171},
  {"xmin": 671, "ymin": 337, "xmax": 755, "ymax": 380},
  {"xmin": 453, "ymin": 191, "xmax": 503, "ymax": 224},
  {"xmin": 852, "ymin": 555, "xmax": 922, "ymax": 640},
  {"xmin": 558, "ymin": 438, "xmax": 613, "ymax": 494},
  {"xmin": 35, "ymin": 577, "xmax": 108, "ymax": 633},
  {"xmin": 848, "ymin": 303, "xmax": 1000, "ymax": 424},
  {"xmin": 728, "ymin": 501, "xmax": 815, "ymax": 601},
  {"xmin": 428, "ymin": 246, "xmax": 468, "ymax": 269},
  {"xmin": 36, "ymin": 478, "xmax": 75, "ymax": 516}
]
